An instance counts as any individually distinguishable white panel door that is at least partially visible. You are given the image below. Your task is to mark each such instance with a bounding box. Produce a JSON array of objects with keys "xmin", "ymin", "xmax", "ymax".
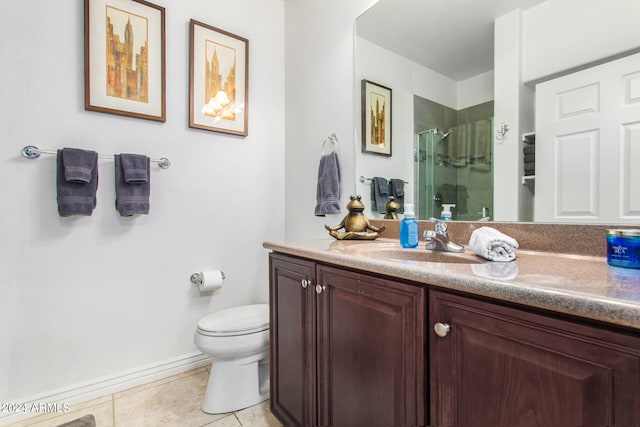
[{"xmin": 536, "ymin": 52, "xmax": 640, "ymax": 223}]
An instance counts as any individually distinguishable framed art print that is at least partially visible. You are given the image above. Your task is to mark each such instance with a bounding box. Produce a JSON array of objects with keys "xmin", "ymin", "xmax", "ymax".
[
  {"xmin": 189, "ymin": 19, "xmax": 249, "ymax": 136},
  {"xmin": 361, "ymin": 79, "xmax": 392, "ymax": 156},
  {"xmin": 84, "ymin": 0, "xmax": 166, "ymax": 122}
]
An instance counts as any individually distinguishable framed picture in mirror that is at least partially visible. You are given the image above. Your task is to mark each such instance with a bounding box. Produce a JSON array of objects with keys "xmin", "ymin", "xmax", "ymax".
[{"xmin": 361, "ymin": 79, "xmax": 392, "ymax": 156}]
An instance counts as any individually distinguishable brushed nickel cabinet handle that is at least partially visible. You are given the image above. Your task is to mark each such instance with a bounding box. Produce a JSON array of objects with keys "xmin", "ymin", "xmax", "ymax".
[
  {"xmin": 315, "ymin": 284, "xmax": 326, "ymax": 294},
  {"xmin": 301, "ymin": 279, "xmax": 309, "ymax": 289}
]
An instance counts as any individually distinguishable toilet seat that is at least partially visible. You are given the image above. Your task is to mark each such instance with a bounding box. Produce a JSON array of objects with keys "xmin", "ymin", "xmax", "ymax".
[{"xmin": 197, "ymin": 304, "xmax": 269, "ymax": 337}]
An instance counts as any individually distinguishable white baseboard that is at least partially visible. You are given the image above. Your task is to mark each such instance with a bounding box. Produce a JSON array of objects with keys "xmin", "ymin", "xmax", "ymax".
[{"xmin": 0, "ymin": 352, "xmax": 211, "ymax": 424}]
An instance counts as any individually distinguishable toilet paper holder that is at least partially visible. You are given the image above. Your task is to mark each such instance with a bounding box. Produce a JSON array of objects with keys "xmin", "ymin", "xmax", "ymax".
[{"xmin": 190, "ymin": 271, "xmax": 226, "ymax": 285}]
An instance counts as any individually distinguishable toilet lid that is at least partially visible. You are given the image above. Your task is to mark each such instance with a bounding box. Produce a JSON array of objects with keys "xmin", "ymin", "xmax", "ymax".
[{"xmin": 198, "ymin": 304, "xmax": 269, "ymax": 335}]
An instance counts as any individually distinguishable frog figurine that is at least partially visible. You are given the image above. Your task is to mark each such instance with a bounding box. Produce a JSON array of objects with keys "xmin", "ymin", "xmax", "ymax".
[
  {"xmin": 384, "ymin": 196, "xmax": 401, "ymax": 220},
  {"xmin": 324, "ymin": 195, "xmax": 386, "ymax": 240}
]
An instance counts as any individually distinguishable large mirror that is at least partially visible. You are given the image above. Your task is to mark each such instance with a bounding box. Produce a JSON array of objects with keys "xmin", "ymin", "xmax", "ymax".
[{"xmin": 355, "ymin": 0, "xmax": 640, "ymax": 224}]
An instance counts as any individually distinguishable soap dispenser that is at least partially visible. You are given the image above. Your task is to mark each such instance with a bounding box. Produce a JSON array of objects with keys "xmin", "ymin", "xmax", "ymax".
[
  {"xmin": 400, "ymin": 203, "xmax": 419, "ymax": 248},
  {"xmin": 441, "ymin": 204, "xmax": 455, "ymax": 221}
]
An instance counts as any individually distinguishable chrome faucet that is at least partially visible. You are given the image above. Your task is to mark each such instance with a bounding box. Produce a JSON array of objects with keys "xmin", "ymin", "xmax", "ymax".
[{"xmin": 424, "ymin": 218, "xmax": 464, "ymax": 253}]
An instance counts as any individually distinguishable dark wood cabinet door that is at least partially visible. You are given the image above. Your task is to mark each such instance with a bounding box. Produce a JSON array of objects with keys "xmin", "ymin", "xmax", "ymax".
[
  {"xmin": 269, "ymin": 254, "xmax": 316, "ymax": 427},
  {"xmin": 316, "ymin": 265, "xmax": 426, "ymax": 427},
  {"xmin": 430, "ymin": 290, "xmax": 640, "ymax": 427}
]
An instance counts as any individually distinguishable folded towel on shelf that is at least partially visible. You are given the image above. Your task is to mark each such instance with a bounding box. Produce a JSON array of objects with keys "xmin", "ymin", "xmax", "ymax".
[
  {"xmin": 523, "ymin": 145, "xmax": 535, "ymax": 155},
  {"xmin": 524, "ymin": 161, "xmax": 535, "ymax": 172},
  {"xmin": 57, "ymin": 148, "xmax": 98, "ymax": 217},
  {"xmin": 469, "ymin": 226, "xmax": 519, "ymax": 262},
  {"xmin": 371, "ymin": 177, "xmax": 389, "ymax": 214},
  {"xmin": 388, "ymin": 179, "xmax": 405, "ymax": 213},
  {"xmin": 314, "ymin": 151, "xmax": 341, "ymax": 216},
  {"xmin": 115, "ymin": 153, "xmax": 150, "ymax": 216},
  {"xmin": 523, "ymin": 153, "xmax": 535, "ymax": 163}
]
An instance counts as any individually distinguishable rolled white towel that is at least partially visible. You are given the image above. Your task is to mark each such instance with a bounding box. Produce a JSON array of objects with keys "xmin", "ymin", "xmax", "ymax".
[
  {"xmin": 469, "ymin": 226, "xmax": 519, "ymax": 262},
  {"xmin": 471, "ymin": 262, "xmax": 519, "ymax": 280}
]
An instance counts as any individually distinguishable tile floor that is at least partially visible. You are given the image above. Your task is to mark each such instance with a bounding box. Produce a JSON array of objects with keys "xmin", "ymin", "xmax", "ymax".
[{"xmin": 6, "ymin": 366, "xmax": 282, "ymax": 427}]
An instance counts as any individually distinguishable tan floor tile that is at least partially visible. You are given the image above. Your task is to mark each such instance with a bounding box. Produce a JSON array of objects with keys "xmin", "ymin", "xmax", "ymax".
[
  {"xmin": 234, "ymin": 401, "xmax": 281, "ymax": 427},
  {"xmin": 9, "ymin": 396, "xmax": 113, "ymax": 427},
  {"xmin": 113, "ymin": 370, "xmax": 226, "ymax": 427},
  {"xmin": 202, "ymin": 414, "xmax": 241, "ymax": 427}
]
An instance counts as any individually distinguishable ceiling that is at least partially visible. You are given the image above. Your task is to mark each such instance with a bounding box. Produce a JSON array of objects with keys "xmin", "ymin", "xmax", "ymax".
[{"xmin": 356, "ymin": 0, "xmax": 546, "ymax": 82}]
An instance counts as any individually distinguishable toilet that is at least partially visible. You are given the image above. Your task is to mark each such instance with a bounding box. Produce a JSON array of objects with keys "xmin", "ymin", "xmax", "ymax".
[{"xmin": 194, "ymin": 304, "xmax": 270, "ymax": 414}]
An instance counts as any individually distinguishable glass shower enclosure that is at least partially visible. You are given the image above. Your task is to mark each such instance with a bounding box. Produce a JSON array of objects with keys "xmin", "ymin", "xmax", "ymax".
[{"xmin": 414, "ymin": 120, "xmax": 494, "ymax": 221}]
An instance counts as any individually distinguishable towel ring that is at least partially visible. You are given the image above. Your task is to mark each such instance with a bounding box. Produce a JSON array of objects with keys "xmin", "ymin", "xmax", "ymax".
[{"xmin": 321, "ymin": 133, "xmax": 338, "ymax": 154}]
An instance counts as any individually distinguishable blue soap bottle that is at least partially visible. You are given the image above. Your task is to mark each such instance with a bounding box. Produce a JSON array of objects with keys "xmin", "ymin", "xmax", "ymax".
[{"xmin": 400, "ymin": 203, "xmax": 419, "ymax": 248}]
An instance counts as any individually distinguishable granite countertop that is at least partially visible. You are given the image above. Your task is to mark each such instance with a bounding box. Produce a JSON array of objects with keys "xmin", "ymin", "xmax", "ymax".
[{"xmin": 263, "ymin": 238, "xmax": 640, "ymax": 330}]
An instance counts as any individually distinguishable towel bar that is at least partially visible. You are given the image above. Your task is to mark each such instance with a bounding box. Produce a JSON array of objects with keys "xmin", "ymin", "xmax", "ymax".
[
  {"xmin": 21, "ymin": 145, "xmax": 171, "ymax": 169},
  {"xmin": 359, "ymin": 176, "xmax": 409, "ymax": 184}
]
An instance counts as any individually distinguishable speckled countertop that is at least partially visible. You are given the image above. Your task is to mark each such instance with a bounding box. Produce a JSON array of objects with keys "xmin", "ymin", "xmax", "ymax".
[{"xmin": 263, "ymin": 236, "xmax": 640, "ymax": 330}]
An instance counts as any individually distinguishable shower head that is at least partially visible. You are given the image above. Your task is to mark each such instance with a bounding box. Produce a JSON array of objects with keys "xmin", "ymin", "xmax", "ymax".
[{"xmin": 425, "ymin": 128, "xmax": 452, "ymax": 141}]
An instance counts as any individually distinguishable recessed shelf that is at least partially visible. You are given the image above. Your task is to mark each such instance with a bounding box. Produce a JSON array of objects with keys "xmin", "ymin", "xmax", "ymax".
[{"xmin": 522, "ymin": 175, "xmax": 536, "ymax": 185}]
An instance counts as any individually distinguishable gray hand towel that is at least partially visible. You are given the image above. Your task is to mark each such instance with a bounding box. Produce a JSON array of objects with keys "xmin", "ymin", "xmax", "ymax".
[
  {"xmin": 120, "ymin": 152, "xmax": 149, "ymax": 183},
  {"xmin": 315, "ymin": 152, "xmax": 341, "ymax": 216},
  {"xmin": 57, "ymin": 149, "xmax": 98, "ymax": 217},
  {"xmin": 115, "ymin": 154, "xmax": 150, "ymax": 216},
  {"xmin": 371, "ymin": 177, "xmax": 389, "ymax": 214},
  {"xmin": 388, "ymin": 179, "xmax": 405, "ymax": 213},
  {"xmin": 63, "ymin": 148, "xmax": 97, "ymax": 183}
]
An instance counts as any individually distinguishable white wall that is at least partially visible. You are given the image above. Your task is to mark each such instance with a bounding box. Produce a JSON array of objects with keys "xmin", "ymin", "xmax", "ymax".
[
  {"xmin": 0, "ymin": 0, "xmax": 284, "ymax": 409},
  {"xmin": 284, "ymin": 0, "xmax": 378, "ymax": 240},
  {"xmin": 522, "ymin": 0, "xmax": 640, "ymax": 83},
  {"xmin": 493, "ymin": 10, "xmax": 530, "ymax": 222},
  {"xmin": 457, "ymin": 71, "xmax": 494, "ymax": 110}
]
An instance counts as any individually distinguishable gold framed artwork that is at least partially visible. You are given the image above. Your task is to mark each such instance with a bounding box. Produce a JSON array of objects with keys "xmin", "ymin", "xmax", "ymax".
[
  {"xmin": 361, "ymin": 79, "xmax": 392, "ymax": 156},
  {"xmin": 84, "ymin": 0, "xmax": 166, "ymax": 122},
  {"xmin": 189, "ymin": 19, "xmax": 249, "ymax": 136}
]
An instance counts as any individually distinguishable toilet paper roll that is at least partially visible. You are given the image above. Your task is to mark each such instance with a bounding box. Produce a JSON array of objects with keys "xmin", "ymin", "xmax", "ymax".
[{"xmin": 197, "ymin": 270, "xmax": 224, "ymax": 291}]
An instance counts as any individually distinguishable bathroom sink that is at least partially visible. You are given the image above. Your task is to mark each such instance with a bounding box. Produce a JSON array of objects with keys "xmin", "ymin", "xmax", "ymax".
[{"xmin": 344, "ymin": 242, "xmax": 485, "ymax": 264}]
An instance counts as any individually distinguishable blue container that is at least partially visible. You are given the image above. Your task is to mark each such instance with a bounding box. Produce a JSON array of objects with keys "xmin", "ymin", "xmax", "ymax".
[
  {"xmin": 400, "ymin": 204, "xmax": 419, "ymax": 248},
  {"xmin": 606, "ymin": 229, "xmax": 640, "ymax": 269}
]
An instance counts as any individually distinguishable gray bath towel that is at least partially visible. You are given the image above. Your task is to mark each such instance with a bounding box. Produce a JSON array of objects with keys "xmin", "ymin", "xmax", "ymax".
[
  {"xmin": 388, "ymin": 179, "xmax": 405, "ymax": 213},
  {"xmin": 115, "ymin": 154, "xmax": 150, "ymax": 216},
  {"xmin": 371, "ymin": 177, "xmax": 389, "ymax": 214},
  {"xmin": 57, "ymin": 148, "xmax": 98, "ymax": 217},
  {"xmin": 315, "ymin": 152, "xmax": 341, "ymax": 216}
]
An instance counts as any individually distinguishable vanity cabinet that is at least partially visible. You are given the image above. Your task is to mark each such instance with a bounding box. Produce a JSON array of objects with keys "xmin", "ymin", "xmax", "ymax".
[
  {"xmin": 268, "ymin": 253, "xmax": 426, "ymax": 427},
  {"xmin": 429, "ymin": 290, "xmax": 640, "ymax": 427}
]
